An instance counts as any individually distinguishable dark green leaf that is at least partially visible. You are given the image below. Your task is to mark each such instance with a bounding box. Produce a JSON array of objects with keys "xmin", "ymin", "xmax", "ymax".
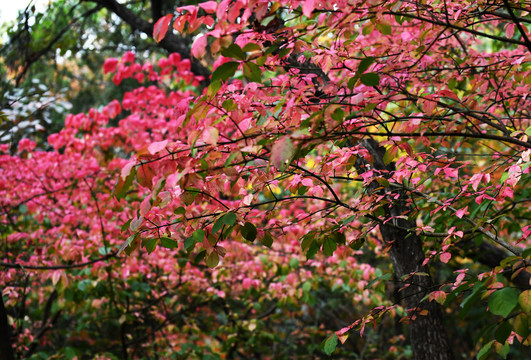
[
  {"xmin": 349, "ymin": 238, "xmax": 365, "ymax": 250},
  {"xmin": 121, "ymin": 219, "xmax": 132, "ymax": 232},
  {"xmin": 242, "ymin": 42, "xmax": 261, "ymax": 52},
  {"xmin": 357, "ymin": 57, "xmax": 375, "ymax": 74},
  {"xmin": 261, "ymin": 231, "xmax": 273, "ymax": 247},
  {"xmin": 143, "ymin": 237, "xmax": 159, "ymax": 253},
  {"xmin": 322, "ymin": 237, "xmax": 337, "ymax": 256},
  {"xmin": 211, "ymin": 61, "xmax": 239, "ymax": 83},
  {"xmin": 221, "ymin": 44, "xmax": 246, "ymax": 60},
  {"xmin": 160, "ymin": 237, "xmax": 178, "ymax": 249},
  {"xmin": 241, "ymin": 222, "xmax": 257, "ymax": 241},
  {"xmin": 212, "ymin": 217, "xmax": 225, "ymax": 234},
  {"xmin": 494, "ymin": 321, "xmax": 512, "ymax": 344},
  {"xmin": 347, "ymin": 75, "xmax": 359, "ymax": 90},
  {"xmin": 360, "ymin": 72, "xmax": 380, "ymax": 86},
  {"xmin": 306, "ymin": 241, "xmax": 319, "ymax": 259}
]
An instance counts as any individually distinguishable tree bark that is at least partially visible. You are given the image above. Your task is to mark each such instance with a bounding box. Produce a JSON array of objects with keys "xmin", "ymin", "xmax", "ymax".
[
  {"xmin": 359, "ymin": 139, "xmax": 455, "ymax": 360},
  {"xmin": 0, "ymin": 287, "xmax": 15, "ymax": 360}
]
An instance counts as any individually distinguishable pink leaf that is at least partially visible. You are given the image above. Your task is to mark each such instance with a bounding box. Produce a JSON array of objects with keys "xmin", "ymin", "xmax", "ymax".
[
  {"xmin": 153, "ymin": 14, "xmax": 173, "ymax": 43},
  {"xmin": 148, "ymin": 140, "xmax": 169, "ymax": 155},
  {"xmin": 429, "ymin": 291, "xmax": 447, "ymax": 305},
  {"xmin": 121, "ymin": 160, "xmax": 136, "ymax": 179},
  {"xmin": 440, "ymin": 252, "xmax": 451, "ymax": 263},
  {"xmin": 139, "ymin": 196, "xmax": 151, "ymax": 217},
  {"xmin": 271, "ymin": 137, "xmax": 294, "ymax": 171},
  {"xmin": 455, "ymin": 206, "xmax": 467, "ymax": 219},
  {"xmin": 191, "ymin": 35, "xmax": 208, "ymax": 59},
  {"xmin": 202, "ymin": 127, "xmax": 219, "ymax": 146},
  {"xmin": 198, "ymin": 1, "xmax": 217, "ymax": 13},
  {"xmin": 506, "ymin": 23, "xmax": 515, "ymax": 38},
  {"xmin": 302, "ymin": 0, "xmax": 315, "ymax": 18},
  {"xmin": 301, "ymin": 178, "xmax": 314, "ymax": 187}
]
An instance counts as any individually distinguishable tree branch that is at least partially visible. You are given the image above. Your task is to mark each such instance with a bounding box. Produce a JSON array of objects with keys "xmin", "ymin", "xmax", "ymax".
[{"xmin": 85, "ymin": 0, "xmax": 211, "ymax": 82}]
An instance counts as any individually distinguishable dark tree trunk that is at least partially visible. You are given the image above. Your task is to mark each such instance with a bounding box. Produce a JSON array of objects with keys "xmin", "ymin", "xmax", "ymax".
[
  {"xmin": 0, "ymin": 287, "xmax": 15, "ymax": 360},
  {"xmin": 360, "ymin": 139, "xmax": 454, "ymax": 360}
]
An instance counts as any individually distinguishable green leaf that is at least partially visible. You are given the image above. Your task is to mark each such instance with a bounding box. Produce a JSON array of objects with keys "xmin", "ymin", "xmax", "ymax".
[
  {"xmin": 488, "ymin": 288, "xmax": 518, "ymax": 318},
  {"xmin": 376, "ymin": 23, "xmax": 392, "ymax": 35},
  {"xmin": 306, "ymin": 241, "xmax": 319, "ymax": 259},
  {"xmin": 222, "ymin": 99, "xmax": 237, "ymax": 111},
  {"xmin": 341, "ymin": 215, "xmax": 357, "ymax": 225},
  {"xmin": 360, "ymin": 72, "xmax": 380, "ymax": 86},
  {"xmin": 357, "ymin": 57, "xmax": 375, "ymax": 74},
  {"xmin": 185, "ymin": 229, "xmax": 205, "ymax": 251},
  {"xmin": 365, "ymin": 272, "xmax": 392, "ymax": 289},
  {"xmin": 289, "ymin": 257, "xmax": 299, "ymax": 268},
  {"xmin": 221, "ymin": 44, "xmax": 246, "ymax": 60},
  {"xmin": 224, "ymin": 151, "xmax": 239, "ymax": 168},
  {"xmin": 121, "ymin": 219, "xmax": 132, "ymax": 232},
  {"xmin": 212, "ymin": 217, "xmax": 225, "ymax": 234},
  {"xmin": 497, "ymin": 341, "xmax": 510, "ymax": 359},
  {"xmin": 194, "ymin": 250, "xmax": 207, "ymax": 263},
  {"xmin": 331, "ymin": 232, "xmax": 346, "ymax": 245},
  {"xmin": 349, "ymin": 238, "xmax": 365, "ymax": 250},
  {"xmin": 160, "ymin": 237, "xmax": 178, "ymax": 249},
  {"xmin": 143, "ymin": 238, "xmax": 159, "ymax": 253},
  {"xmin": 494, "ymin": 321, "xmax": 512, "ymax": 344},
  {"xmin": 242, "ymin": 42, "xmax": 261, "ymax": 52},
  {"xmin": 222, "ymin": 212, "xmax": 237, "ymax": 226},
  {"xmin": 322, "ymin": 237, "xmax": 337, "ymax": 256},
  {"xmin": 260, "ymin": 231, "xmax": 273, "ymax": 247},
  {"xmin": 211, "ymin": 61, "xmax": 239, "ymax": 83},
  {"xmin": 301, "ymin": 232, "xmax": 315, "ymax": 251},
  {"xmin": 207, "ymin": 80, "xmax": 222, "ymax": 98},
  {"xmin": 241, "ymin": 222, "xmax": 257, "ymax": 241},
  {"xmin": 321, "ymin": 334, "xmax": 338, "ymax": 356},
  {"xmin": 113, "ymin": 167, "xmax": 136, "ymax": 200},
  {"xmin": 500, "ymin": 171, "xmax": 509, "ymax": 183},
  {"xmin": 514, "ymin": 313, "xmax": 530, "ymax": 339},
  {"xmin": 243, "ymin": 62, "xmax": 262, "ymax": 83},
  {"xmin": 206, "ymin": 250, "xmax": 220, "ymax": 268},
  {"xmin": 347, "ymin": 75, "xmax": 359, "ymax": 90},
  {"xmin": 476, "ymin": 340, "xmax": 494, "ymax": 360},
  {"xmin": 460, "ymin": 282, "xmax": 485, "ymax": 317}
]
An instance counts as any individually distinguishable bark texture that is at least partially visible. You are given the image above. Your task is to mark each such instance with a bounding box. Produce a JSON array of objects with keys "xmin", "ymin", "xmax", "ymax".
[
  {"xmin": 360, "ymin": 139, "xmax": 455, "ymax": 360},
  {"xmin": 0, "ymin": 287, "xmax": 15, "ymax": 360}
]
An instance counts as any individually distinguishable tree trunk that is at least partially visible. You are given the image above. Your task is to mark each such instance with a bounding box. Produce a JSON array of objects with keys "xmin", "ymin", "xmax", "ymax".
[
  {"xmin": 360, "ymin": 139, "xmax": 454, "ymax": 360},
  {"xmin": 0, "ymin": 287, "xmax": 15, "ymax": 360}
]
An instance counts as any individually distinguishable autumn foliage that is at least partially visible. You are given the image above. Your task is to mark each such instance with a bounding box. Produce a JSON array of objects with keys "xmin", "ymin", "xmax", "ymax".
[{"xmin": 1, "ymin": 0, "xmax": 531, "ymax": 359}]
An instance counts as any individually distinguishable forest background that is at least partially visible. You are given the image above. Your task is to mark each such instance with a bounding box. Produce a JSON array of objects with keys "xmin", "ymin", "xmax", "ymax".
[{"xmin": 0, "ymin": 1, "xmax": 530, "ymax": 359}]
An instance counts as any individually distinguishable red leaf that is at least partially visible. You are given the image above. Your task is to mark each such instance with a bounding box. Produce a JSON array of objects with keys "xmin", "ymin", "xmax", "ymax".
[{"xmin": 153, "ymin": 14, "xmax": 173, "ymax": 43}]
